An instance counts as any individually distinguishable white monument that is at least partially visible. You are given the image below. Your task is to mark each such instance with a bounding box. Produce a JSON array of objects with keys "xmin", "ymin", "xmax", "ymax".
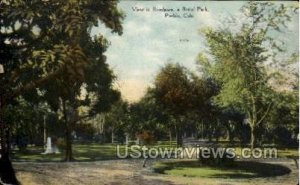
[
  {"xmin": 41, "ymin": 137, "xmax": 60, "ymax": 154},
  {"xmin": 41, "ymin": 137, "xmax": 52, "ymax": 154},
  {"xmin": 0, "ymin": 64, "xmax": 4, "ymax": 74}
]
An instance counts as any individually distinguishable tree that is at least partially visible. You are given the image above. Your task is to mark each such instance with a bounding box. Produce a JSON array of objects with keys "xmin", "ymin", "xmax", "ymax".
[
  {"xmin": 40, "ymin": 35, "xmax": 120, "ymax": 161},
  {"xmin": 152, "ymin": 63, "xmax": 195, "ymax": 146},
  {"xmin": 265, "ymin": 91, "xmax": 298, "ymax": 146},
  {"xmin": 197, "ymin": 2, "xmax": 297, "ymax": 149},
  {"xmin": 152, "ymin": 63, "xmax": 217, "ymax": 146},
  {"xmin": 104, "ymin": 100, "xmax": 130, "ymax": 144},
  {"xmin": 0, "ymin": 0, "xmax": 124, "ymax": 183},
  {"xmin": 219, "ymin": 108, "xmax": 245, "ymax": 144},
  {"xmin": 2, "ymin": 98, "xmax": 52, "ymax": 150},
  {"xmin": 130, "ymin": 91, "xmax": 170, "ymax": 142}
]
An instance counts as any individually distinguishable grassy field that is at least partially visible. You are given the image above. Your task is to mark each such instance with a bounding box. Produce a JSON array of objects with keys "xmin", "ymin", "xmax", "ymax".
[
  {"xmin": 153, "ymin": 160, "xmax": 291, "ymax": 178},
  {"xmin": 11, "ymin": 142, "xmax": 177, "ymax": 161},
  {"xmin": 11, "ymin": 143, "xmax": 298, "ymax": 185},
  {"xmin": 12, "ymin": 143, "xmax": 127, "ymax": 162},
  {"xmin": 11, "ymin": 142, "xmax": 298, "ymax": 162}
]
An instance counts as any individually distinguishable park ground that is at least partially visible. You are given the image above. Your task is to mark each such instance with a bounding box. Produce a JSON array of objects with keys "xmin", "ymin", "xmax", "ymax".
[{"xmin": 11, "ymin": 143, "xmax": 299, "ymax": 185}]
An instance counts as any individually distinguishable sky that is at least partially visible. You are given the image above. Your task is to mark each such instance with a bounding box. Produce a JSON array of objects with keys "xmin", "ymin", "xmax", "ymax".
[{"xmin": 91, "ymin": 1, "xmax": 299, "ymax": 102}]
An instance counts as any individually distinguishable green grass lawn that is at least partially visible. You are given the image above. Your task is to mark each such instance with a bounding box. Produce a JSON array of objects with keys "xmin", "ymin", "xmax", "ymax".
[
  {"xmin": 11, "ymin": 140, "xmax": 182, "ymax": 162},
  {"xmin": 11, "ymin": 142, "xmax": 298, "ymax": 162},
  {"xmin": 153, "ymin": 160, "xmax": 291, "ymax": 178},
  {"xmin": 277, "ymin": 148, "xmax": 299, "ymax": 158},
  {"xmin": 11, "ymin": 142, "xmax": 177, "ymax": 162},
  {"xmin": 233, "ymin": 147, "xmax": 299, "ymax": 159},
  {"xmin": 11, "ymin": 143, "xmax": 128, "ymax": 162}
]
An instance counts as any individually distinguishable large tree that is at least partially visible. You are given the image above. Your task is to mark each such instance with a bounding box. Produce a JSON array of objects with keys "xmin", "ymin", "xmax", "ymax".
[
  {"xmin": 0, "ymin": 0, "xmax": 124, "ymax": 184},
  {"xmin": 152, "ymin": 63, "xmax": 217, "ymax": 146},
  {"xmin": 41, "ymin": 35, "xmax": 120, "ymax": 161},
  {"xmin": 197, "ymin": 2, "xmax": 297, "ymax": 149},
  {"xmin": 152, "ymin": 64, "xmax": 194, "ymax": 146}
]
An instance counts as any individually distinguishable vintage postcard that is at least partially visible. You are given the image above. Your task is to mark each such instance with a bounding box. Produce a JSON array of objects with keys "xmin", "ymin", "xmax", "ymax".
[{"xmin": 0, "ymin": 1, "xmax": 299, "ymax": 185}]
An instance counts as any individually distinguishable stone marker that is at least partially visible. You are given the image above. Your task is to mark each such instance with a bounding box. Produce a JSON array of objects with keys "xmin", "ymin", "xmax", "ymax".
[{"xmin": 41, "ymin": 137, "xmax": 60, "ymax": 154}]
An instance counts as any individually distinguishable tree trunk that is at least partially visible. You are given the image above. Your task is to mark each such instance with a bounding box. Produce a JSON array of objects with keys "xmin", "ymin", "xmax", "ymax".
[
  {"xmin": 208, "ymin": 125, "xmax": 212, "ymax": 142},
  {"xmin": 201, "ymin": 120, "xmax": 204, "ymax": 139},
  {"xmin": 228, "ymin": 131, "xmax": 234, "ymax": 144},
  {"xmin": 65, "ymin": 126, "xmax": 73, "ymax": 161},
  {"xmin": 125, "ymin": 133, "xmax": 129, "ymax": 145},
  {"xmin": 111, "ymin": 127, "xmax": 115, "ymax": 144},
  {"xmin": 0, "ymin": 152, "xmax": 19, "ymax": 185},
  {"xmin": 0, "ymin": 94, "xmax": 19, "ymax": 184},
  {"xmin": 176, "ymin": 127, "xmax": 182, "ymax": 147},
  {"xmin": 250, "ymin": 125, "xmax": 256, "ymax": 150},
  {"xmin": 62, "ymin": 100, "xmax": 74, "ymax": 162},
  {"xmin": 64, "ymin": 112, "xmax": 73, "ymax": 162},
  {"xmin": 226, "ymin": 123, "xmax": 234, "ymax": 145},
  {"xmin": 169, "ymin": 129, "xmax": 172, "ymax": 147},
  {"xmin": 0, "ymin": 134, "xmax": 19, "ymax": 185},
  {"xmin": 250, "ymin": 95, "xmax": 257, "ymax": 151},
  {"xmin": 175, "ymin": 129, "xmax": 178, "ymax": 145}
]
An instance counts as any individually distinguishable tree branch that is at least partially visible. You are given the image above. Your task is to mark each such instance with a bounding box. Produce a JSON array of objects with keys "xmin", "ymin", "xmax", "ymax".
[
  {"xmin": 257, "ymin": 102, "xmax": 272, "ymax": 125},
  {"xmin": 3, "ymin": 67, "xmax": 65, "ymax": 105}
]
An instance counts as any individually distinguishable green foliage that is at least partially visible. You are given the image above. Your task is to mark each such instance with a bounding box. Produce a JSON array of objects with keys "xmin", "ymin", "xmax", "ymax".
[
  {"xmin": 2, "ymin": 98, "xmax": 52, "ymax": 147},
  {"xmin": 197, "ymin": 2, "xmax": 297, "ymax": 147},
  {"xmin": 1, "ymin": 0, "xmax": 124, "ymax": 166},
  {"xmin": 263, "ymin": 91, "xmax": 299, "ymax": 146},
  {"xmin": 104, "ymin": 101, "xmax": 130, "ymax": 131},
  {"xmin": 1, "ymin": 0, "xmax": 124, "ymax": 102},
  {"xmin": 153, "ymin": 63, "xmax": 194, "ymax": 114},
  {"xmin": 152, "ymin": 63, "xmax": 218, "ymax": 120}
]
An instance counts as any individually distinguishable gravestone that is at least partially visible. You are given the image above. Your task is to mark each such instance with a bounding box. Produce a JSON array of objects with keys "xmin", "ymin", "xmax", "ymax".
[
  {"xmin": 41, "ymin": 137, "xmax": 60, "ymax": 154},
  {"xmin": 0, "ymin": 64, "xmax": 4, "ymax": 73},
  {"xmin": 41, "ymin": 137, "xmax": 53, "ymax": 154}
]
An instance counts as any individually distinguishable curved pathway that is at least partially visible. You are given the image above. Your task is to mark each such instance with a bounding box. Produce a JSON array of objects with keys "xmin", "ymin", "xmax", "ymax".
[{"xmin": 14, "ymin": 159, "xmax": 298, "ymax": 185}]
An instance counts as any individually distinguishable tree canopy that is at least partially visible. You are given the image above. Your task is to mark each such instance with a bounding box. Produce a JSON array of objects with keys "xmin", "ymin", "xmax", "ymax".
[
  {"xmin": 197, "ymin": 2, "xmax": 298, "ymax": 149},
  {"xmin": 0, "ymin": 0, "xmax": 124, "ymax": 183}
]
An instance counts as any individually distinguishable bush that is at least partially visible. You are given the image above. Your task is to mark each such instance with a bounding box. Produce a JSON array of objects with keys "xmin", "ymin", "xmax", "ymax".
[{"xmin": 136, "ymin": 131, "xmax": 155, "ymax": 145}]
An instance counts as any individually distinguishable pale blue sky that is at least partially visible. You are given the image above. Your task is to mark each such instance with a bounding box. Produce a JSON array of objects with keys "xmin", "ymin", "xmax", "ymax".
[{"xmin": 91, "ymin": 1, "xmax": 299, "ymax": 102}]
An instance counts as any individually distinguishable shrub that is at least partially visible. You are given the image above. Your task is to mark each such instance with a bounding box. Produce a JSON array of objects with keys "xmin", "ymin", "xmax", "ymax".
[{"xmin": 136, "ymin": 131, "xmax": 155, "ymax": 145}]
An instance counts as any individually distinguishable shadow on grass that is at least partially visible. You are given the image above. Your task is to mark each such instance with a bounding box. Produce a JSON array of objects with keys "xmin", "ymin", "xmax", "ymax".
[{"xmin": 153, "ymin": 160, "xmax": 291, "ymax": 179}]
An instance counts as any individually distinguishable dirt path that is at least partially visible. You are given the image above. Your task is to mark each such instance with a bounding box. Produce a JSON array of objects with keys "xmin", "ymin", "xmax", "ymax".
[{"xmin": 13, "ymin": 159, "xmax": 298, "ymax": 185}]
